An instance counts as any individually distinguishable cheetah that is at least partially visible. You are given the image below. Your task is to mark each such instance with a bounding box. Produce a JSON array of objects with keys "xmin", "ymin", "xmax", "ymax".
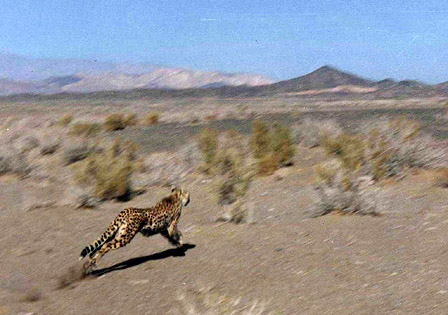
[{"xmin": 79, "ymin": 186, "xmax": 190, "ymax": 272}]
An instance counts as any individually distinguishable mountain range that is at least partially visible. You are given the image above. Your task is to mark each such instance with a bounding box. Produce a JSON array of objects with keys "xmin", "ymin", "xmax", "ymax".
[
  {"xmin": 0, "ymin": 53, "xmax": 274, "ymax": 95},
  {"xmin": 0, "ymin": 53, "xmax": 447, "ymax": 98}
]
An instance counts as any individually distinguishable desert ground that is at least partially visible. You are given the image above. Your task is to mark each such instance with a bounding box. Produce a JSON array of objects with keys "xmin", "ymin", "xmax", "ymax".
[{"xmin": 1, "ymin": 96, "xmax": 448, "ymax": 314}]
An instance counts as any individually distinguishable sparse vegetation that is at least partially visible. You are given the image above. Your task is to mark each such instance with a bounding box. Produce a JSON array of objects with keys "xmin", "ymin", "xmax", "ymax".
[
  {"xmin": 69, "ymin": 122, "xmax": 101, "ymax": 137},
  {"xmin": 311, "ymin": 117, "xmax": 446, "ymax": 217},
  {"xmin": 63, "ymin": 140, "xmax": 96, "ymax": 165},
  {"xmin": 311, "ymin": 159, "xmax": 378, "ymax": 217},
  {"xmin": 143, "ymin": 112, "xmax": 160, "ymax": 125},
  {"xmin": 271, "ymin": 123, "xmax": 295, "ymax": 167},
  {"xmin": 294, "ymin": 119, "xmax": 343, "ymax": 148},
  {"xmin": 251, "ymin": 120, "xmax": 295, "ymax": 175},
  {"xmin": 104, "ymin": 113, "xmax": 126, "ymax": 131},
  {"xmin": 15, "ymin": 135, "xmax": 39, "ymax": 153},
  {"xmin": 72, "ymin": 139, "xmax": 136, "ymax": 201},
  {"xmin": 204, "ymin": 114, "xmax": 217, "ymax": 121},
  {"xmin": 198, "ymin": 128, "xmax": 219, "ymax": 174},
  {"xmin": 251, "ymin": 120, "xmax": 275, "ymax": 176},
  {"xmin": 216, "ymin": 130, "xmax": 253, "ymax": 206},
  {"xmin": 124, "ymin": 113, "xmax": 138, "ymax": 127},
  {"xmin": 40, "ymin": 135, "xmax": 61, "ymax": 155},
  {"xmin": 435, "ymin": 168, "xmax": 448, "ymax": 188},
  {"xmin": 0, "ymin": 147, "xmax": 30, "ymax": 177},
  {"xmin": 59, "ymin": 113, "xmax": 73, "ymax": 127}
]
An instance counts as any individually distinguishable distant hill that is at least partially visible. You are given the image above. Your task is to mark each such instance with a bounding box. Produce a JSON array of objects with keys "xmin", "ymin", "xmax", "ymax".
[
  {"xmin": 1, "ymin": 59, "xmax": 447, "ymax": 99},
  {"xmin": 269, "ymin": 66, "xmax": 374, "ymax": 92}
]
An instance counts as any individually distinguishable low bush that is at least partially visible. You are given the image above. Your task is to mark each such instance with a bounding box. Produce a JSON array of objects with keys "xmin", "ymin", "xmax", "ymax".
[
  {"xmin": 63, "ymin": 141, "xmax": 95, "ymax": 165},
  {"xmin": 0, "ymin": 146, "xmax": 31, "ymax": 177},
  {"xmin": 72, "ymin": 140, "xmax": 135, "ymax": 201},
  {"xmin": 69, "ymin": 122, "xmax": 101, "ymax": 137},
  {"xmin": 311, "ymin": 160, "xmax": 378, "ymax": 217},
  {"xmin": 40, "ymin": 135, "xmax": 61, "ymax": 155},
  {"xmin": 271, "ymin": 123, "xmax": 295, "ymax": 167},
  {"xmin": 104, "ymin": 114, "xmax": 126, "ymax": 131},
  {"xmin": 124, "ymin": 113, "xmax": 138, "ymax": 127},
  {"xmin": 198, "ymin": 128, "xmax": 219, "ymax": 174},
  {"xmin": 435, "ymin": 168, "xmax": 448, "ymax": 188},
  {"xmin": 251, "ymin": 120, "xmax": 271, "ymax": 160},
  {"xmin": 143, "ymin": 112, "xmax": 160, "ymax": 125},
  {"xmin": 251, "ymin": 120, "xmax": 295, "ymax": 175},
  {"xmin": 59, "ymin": 114, "xmax": 73, "ymax": 127},
  {"xmin": 294, "ymin": 119, "xmax": 343, "ymax": 148},
  {"xmin": 320, "ymin": 118, "xmax": 445, "ymax": 182},
  {"xmin": 216, "ymin": 131, "xmax": 253, "ymax": 205}
]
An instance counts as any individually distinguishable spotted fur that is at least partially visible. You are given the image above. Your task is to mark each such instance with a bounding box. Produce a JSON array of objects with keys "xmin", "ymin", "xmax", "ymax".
[{"xmin": 79, "ymin": 186, "xmax": 190, "ymax": 272}]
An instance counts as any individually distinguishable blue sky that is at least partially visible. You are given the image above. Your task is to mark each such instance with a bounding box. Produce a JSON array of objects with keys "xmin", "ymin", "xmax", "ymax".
[{"xmin": 0, "ymin": 0, "xmax": 447, "ymax": 83}]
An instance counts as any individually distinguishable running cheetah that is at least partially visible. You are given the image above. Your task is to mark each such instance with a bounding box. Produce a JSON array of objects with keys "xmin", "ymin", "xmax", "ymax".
[{"xmin": 79, "ymin": 186, "xmax": 190, "ymax": 272}]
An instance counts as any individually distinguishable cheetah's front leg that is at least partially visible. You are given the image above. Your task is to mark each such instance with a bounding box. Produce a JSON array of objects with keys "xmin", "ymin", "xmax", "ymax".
[{"xmin": 162, "ymin": 219, "xmax": 183, "ymax": 247}]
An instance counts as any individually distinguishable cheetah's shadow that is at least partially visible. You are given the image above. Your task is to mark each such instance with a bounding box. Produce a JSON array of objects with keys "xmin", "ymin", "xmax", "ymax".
[{"xmin": 91, "ymin": 243, "xmax": 196, "ymax": 277}]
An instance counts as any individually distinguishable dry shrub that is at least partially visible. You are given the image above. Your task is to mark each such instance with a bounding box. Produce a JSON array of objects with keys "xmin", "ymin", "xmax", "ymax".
[
  {"xmin": 124, "ymin": 113, "xmax": 138, "ymax": 127},
  {"xmin": 251, "ymin": 120, "xmax": 271, "ymax": 160},
  {"xmin": 59, "ymin": 113, "xmax": 73, "ymax": 127},
  {"xmin": 311, "ymin": 159, "xmax": 378, "ymax": 217},
  {"xmin": 198, "ymin": 128, "xmax": 219, "ymax": 174},
  {"xmin": 251, "ymin": 120, "xmax": 275, "ymax": 176},
  {"xmin": 214, "ymin": 131, "xmax": 254, "ymax": 223},
  {"xmin": 72, "ymin": 139, "xmax": 135, "ymax": 201},
  {"xmin": 362, "ymin": 117, "xmax": 445, "ymax": 175},
  {"xmin": 0, "ymin": 146, "xmax": 30, "ymax": 177},
  {"xmin": 104, "ymin": 113, "xmax": 126, "ymax": 131},
  {"xmin": 435, "ymin": 168, "xmax": 448, "ymax": 188},
  {"xmin": 70, "ymin": 122, "xmax": 101, "ymax": 137},
  {"xmin": 294, "ymin": 119, "xmax": 343, "ymax": 148},
  {"xmin": 271, "ymin": 123, "xmax": 295, "ymax": 167},
  {"xmin": 322, "ymin": 133, "xmax": 365, "ymax": 171},
  {"xmin": 204, "ymin": 114, "xmax": 217, "ymax": 121},
  {"xmin": 216, "ymin": 131, "xmax": 253, "ymax": 205},
  {"xmin": 143, "ymin": 112, "xmax": 160, "ymax": 125},
  {"xmin": 251, "ymin": 120, "xmax": 295, "ymax": 175},
  {"xmin": 319, "ymin": 118, "xmax": 445, "ymax": 182},
  {"xmin": 63, "ymin": 140, "xmax": 95, "ymax": 165},
  {"xmin": 14, "ymin": 135, "xmax": 39, "ymax": 154},
  {"xmin": 141, "ymin": 142, "xmax": 201, "ymax": 187},
  {"xmin": 40, "ymin": 135, "xmax": 61, "ymax": 155}
]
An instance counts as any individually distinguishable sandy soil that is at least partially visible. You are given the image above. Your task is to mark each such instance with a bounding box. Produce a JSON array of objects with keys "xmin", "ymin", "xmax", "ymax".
[{"xmin": 2, "ymin": 143, "xmax": 448, "ymax": 314}]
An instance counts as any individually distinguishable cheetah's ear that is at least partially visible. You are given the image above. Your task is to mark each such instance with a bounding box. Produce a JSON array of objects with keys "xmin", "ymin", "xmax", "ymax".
[{"xmin": 170, "ymin": 185, "xmax": 176, "ymax": 193}]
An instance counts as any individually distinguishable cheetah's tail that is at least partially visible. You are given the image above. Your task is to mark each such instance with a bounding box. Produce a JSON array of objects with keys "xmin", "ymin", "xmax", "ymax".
[{"xmin": 79, "ymin": 217, "xmax": 122, "ymax": 260}]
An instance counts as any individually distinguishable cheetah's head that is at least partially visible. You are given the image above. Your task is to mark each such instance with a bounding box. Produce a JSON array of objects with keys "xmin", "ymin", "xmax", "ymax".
[{"xmin": 171, "ymin": 186, "xmax": 190, "ymax": 207}]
